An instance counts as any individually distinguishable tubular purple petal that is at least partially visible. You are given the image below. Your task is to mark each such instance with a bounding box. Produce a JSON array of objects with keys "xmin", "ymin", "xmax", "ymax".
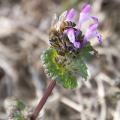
[
  {"xmin": 83, "ymin": 29, "xmax": 102, "ymax": 44},
  {"xmin": 66, "ymin": 28, "xmax": 81, "ymax": 48},
  {"xmin": 83, "ymin": 31, "xmax": 96, "ymax": 44},
  {"xmin": 76, "ymin": 4, "xmax": 91, "ymax": 29},
  {"xmin": 77, "ymin": 13, "xmax": 90, "ymax": 29},
  {"xmin": 89, "ymin": 23, "xmax": 98, "ymax": 31},
  {"xmin": 81, "ymin": 4, "xmax": 91, "ymax": 13},
  {"xmin": 83, "ymin": 21, "xmax": 99, "ymax": 40},
  {"xmin": 66, "ymin": 8, "xmax": 76, "ymax": 21},
  {"xmin": 67, "ymin": 28, "xmax": 75, "ymax": 43}
]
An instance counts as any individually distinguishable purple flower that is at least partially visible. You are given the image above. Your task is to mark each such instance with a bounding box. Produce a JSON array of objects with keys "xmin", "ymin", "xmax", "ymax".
[
  {"xmin": 84, "ymin": 23, "xmax": 102, "ymax": 44},
  {"xmin": 67, "ymin": 28, "xmax": 75, "ymax": 43},
  {"xmin": 83, "ymin": 15, "xmax": 102, "ymax": 44},
  {"xmin": 66, "ymin": 28, "xmax": 81, "ymax": 48},
  {"xmin": 64, "ymin": 4, "xmax": 102, "ymax": 48},
  {"xmin": 66, "ymin": 8, "xmax": 76, "ymax": 21},
  {"xmin": 77, "ymin": 4, "xmax": 91, "ymax": 29}
]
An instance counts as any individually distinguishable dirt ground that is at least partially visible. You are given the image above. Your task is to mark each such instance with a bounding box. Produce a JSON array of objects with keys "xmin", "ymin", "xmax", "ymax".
[{"xmin": 0, "ymin": 0, "xmax": 120, "ymax": 120}]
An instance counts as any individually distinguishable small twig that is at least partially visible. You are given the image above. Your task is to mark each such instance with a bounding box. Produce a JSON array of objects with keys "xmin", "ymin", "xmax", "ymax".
[
  {"xmin": 96, "ymin": 78, "xmax": 106, "ymax": 120},
  {"xmin": 30, "ymin": 80, "xmax": 56, "ymax": 120},
  {"xmin": 60, "ymin": 97, "xmax": 82, "ymax": 112},
  {"xmin": 113, "ymin": 100, "xmax": 120, "ymax": 120}
]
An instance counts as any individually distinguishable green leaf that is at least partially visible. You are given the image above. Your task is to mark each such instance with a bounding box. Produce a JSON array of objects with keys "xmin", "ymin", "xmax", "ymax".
[
  {"xmin": 41, "ymin": 43, "xmax": 94, "ymax": 87},
  {"xmin": 71, "ymin": 57, "xmax": 88, "ymax": 80},
  {"xmin": 16, "ymin": 100, "xmax": 25, "ymax": 111},
  {"xmin": 69, "ymin": 43, "xmax": 92, "ymax": 80},
  {"xmin": 80, "ymin": 42, "xmax": 95, "ymax": 60},
  {"xmin": 41, "ymin": 47, "xmax": 77, "ymax": 89}
]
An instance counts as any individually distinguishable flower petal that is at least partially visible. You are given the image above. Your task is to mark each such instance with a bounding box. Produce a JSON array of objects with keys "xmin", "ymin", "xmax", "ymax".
[
  {"xmin": 89, "ymin": 23, "xmax": 98, "ymax": 31},
  {"xmin": 83, "ymin": 29, "xmax": 102, "ymax": 44},
  {"xmin": 66, "ymin": 8, "xmax": 76, "ymax": 21},
  {"xmin": 83, "ymin": 31, "xmax": 96, "ymax": 44},
  {"xmin": 81, "ymin": 4, "xmax": 91, "ymax": 13},
  {"xmin": 76, "ymin": 4, "xmax": 91, "ymax": 28},
  {"xmin": 73, "ymin": 42, "xmax": 81, "ymax": 48},
  {"xmin": 84, "ymin": 24, "xmax": 97, "ymax": 39},
  {"xmin": 83, "ymin": 22, "xmax": 100, "ymax": 44},
  {"xmin": 67, "ymin": 28, "xmax": 75, "ymax": 43},
  {"xmin": 78, "ymin": 13, "xmax": 90, "ymax": 26}
]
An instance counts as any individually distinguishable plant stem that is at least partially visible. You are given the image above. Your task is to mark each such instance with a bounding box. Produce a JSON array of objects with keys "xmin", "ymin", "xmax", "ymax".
[{"xmin": 30, "ymin": 80, "xmax": 56, "ymax": 120}]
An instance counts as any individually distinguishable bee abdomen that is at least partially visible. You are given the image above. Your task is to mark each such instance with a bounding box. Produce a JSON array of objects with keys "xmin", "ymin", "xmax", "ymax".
[
  {"xmin": 64, "ymin": 21, "xmax": 76, "ymax": 27},
  {"xmin": 59, "ymin": 21, "xmax": 76, "ymax": 33}
]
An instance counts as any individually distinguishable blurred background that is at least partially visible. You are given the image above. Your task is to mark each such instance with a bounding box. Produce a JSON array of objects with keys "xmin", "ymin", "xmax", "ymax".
[{"xmin": 0, "ymin": 0, "xmax": 120, "ymax": 119}]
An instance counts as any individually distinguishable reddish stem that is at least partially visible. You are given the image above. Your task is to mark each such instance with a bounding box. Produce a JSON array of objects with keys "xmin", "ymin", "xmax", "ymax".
[{"xmin": 30, "ymin": 80, "xmax": 56, "ymax": 120}]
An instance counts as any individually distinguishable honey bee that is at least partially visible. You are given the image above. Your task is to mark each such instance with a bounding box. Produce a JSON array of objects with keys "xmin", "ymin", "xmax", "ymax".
[
  {"xmin": 51, "ymin": 11, "xmax": 76, "ymax": 33},
  {"xmin": 59, "ymin": 21, "xmax": 76, "ymax": 33},
  {"xmin": 49, "ymin": 11, "xmax": 76, "ymax": 56}
]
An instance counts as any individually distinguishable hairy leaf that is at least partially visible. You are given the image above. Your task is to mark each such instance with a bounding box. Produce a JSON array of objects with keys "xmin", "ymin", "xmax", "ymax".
[
  {"xmin": 80, "ymin": 42, "xmax": 95, "ymax": 60},
  {"xmin": 71, "ymin": 57, "xmax": 88, "ymax": 80},
  {"xmin": 41, "ymin": 47, "xmax": 77, "ymax": 88}
]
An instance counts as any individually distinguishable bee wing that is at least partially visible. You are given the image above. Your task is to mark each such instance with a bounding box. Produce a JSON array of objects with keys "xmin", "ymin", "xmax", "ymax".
[
  {"xmin": 59, "ymin": 10, "xmax": 67, "ymax": 22},
  {"xmin": 51, "ymin": 14, "xmax": 59, "ymax": 26}
]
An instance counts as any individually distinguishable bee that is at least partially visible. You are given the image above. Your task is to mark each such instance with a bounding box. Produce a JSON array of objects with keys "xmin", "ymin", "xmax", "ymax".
[
  {"xmin": 49, "ymin": 11, "xmax": 76, "ymax": 56},
  {"xmin": 49, "ymin": 11, "xmax": 76, "ymax": 35},
  {"xmin": 59, "ymin": 21, "xmax": 76, "ymax": 33}
]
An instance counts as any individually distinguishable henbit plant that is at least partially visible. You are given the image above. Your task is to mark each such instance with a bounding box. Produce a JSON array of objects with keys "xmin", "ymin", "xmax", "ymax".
[{"xmin": 30, "ymin": 3, "xmax": 102, "ymax": 120}]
